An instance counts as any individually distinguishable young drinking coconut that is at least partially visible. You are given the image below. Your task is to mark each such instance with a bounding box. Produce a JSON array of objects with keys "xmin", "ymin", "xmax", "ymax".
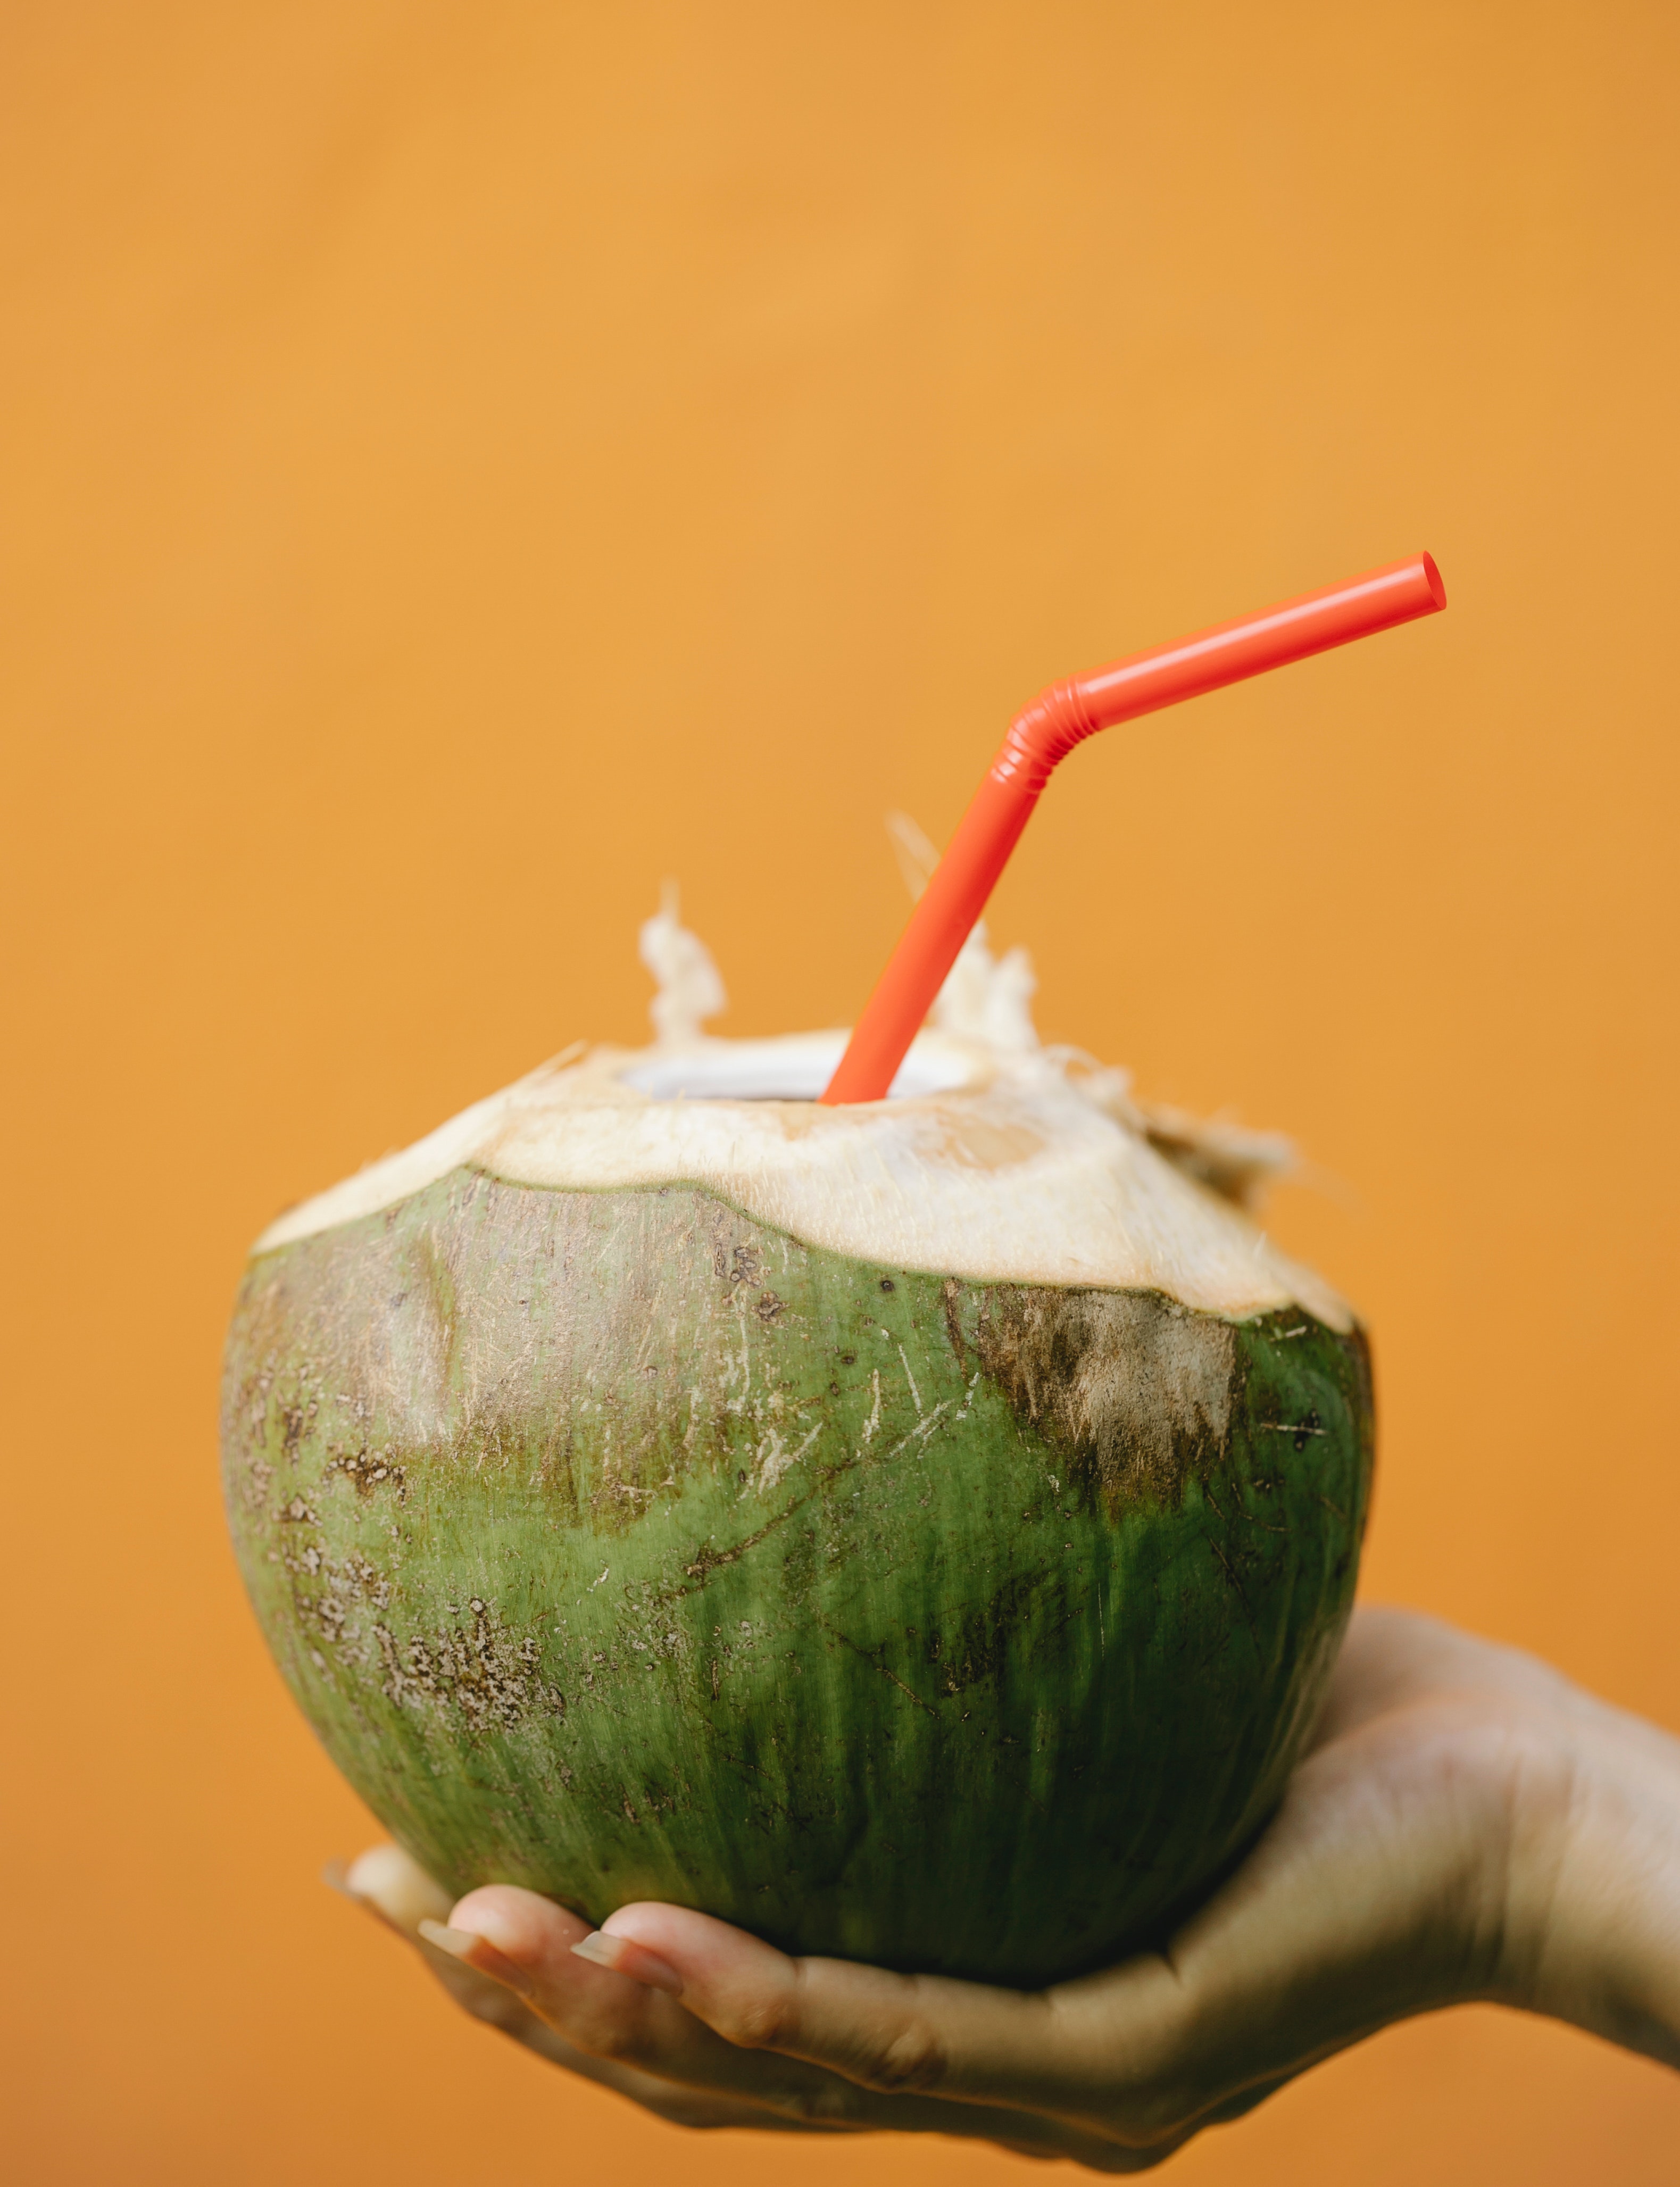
[
  {"xmin": 232, "ymin": 907, "xmax": 1371, "ymax": 1984},
  {"xmin": 234, "ymin": 565, "xmax": 1450, "ymax": 1978}
]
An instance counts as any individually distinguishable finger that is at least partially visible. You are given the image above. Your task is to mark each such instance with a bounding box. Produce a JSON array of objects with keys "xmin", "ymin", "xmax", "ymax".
[
  {"xmin": 338, "ymin": 1843, "xmax": 452, "ymax": 1930},
  {"xmin": 338, "ymin": 1854, "xmax": 1175, "ymax": 2163},
  {"xmin": 443, "ymin": 1885, "xmax": 1127, "ymax": 2160},
  {"xmin": 589, "ymin": 1902, "xmax": 1229, "ymax": 2153},
  {"xmin": 340, "ymin": 1842, "xmax": 552, "ymax": 2031},
  {"xmin": 588, "ymin": 1906, "xmax": 1212, "ymax": 2171},
  {"xmin": 331, "ymin": 1849, "xmax": 799, "ymax": 2132}
]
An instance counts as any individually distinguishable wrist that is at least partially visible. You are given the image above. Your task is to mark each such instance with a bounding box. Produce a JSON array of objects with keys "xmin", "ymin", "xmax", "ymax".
[{"xmin": 1507, "ymin": 1689, "xmax": 1680, "ymax": 2065}]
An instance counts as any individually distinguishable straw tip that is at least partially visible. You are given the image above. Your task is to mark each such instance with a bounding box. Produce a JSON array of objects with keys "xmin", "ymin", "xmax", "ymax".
[{"xmin": 1419, "ymin": 551, "xmax": 1446, "ymax": 611}]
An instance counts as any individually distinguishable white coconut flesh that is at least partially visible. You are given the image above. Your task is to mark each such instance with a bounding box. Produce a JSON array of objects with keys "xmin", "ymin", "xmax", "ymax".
[{"xmin": 254, "ymin": 896, "xmax": 1350, "ymax": 1333}]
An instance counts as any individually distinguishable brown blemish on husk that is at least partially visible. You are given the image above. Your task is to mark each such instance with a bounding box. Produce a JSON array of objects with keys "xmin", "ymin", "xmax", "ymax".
[
  {"xmin": 375, "ymin": 1597, "xmax": 567, "ymax": 1733},
  {"xmin": 966, "ymin": 1287, "xmax": 1237, "ymax": 1512}
]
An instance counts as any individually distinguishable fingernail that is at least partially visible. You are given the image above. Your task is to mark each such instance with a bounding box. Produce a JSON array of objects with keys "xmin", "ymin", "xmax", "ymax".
[
  {"xmin": 418, "ymin": 1919, "xmax": 482, "ymax": 1958},
  {"xmin": 324, "ymin": 1858, "xmax": 404, "ymax": 1936},
  {"xmin": 418, "ymin": 1919, "xmax": 534, "ymax": 1994},
  {"xmin": 570, "ymin": 1929, "xmax": 684, "ymax": 1995}
]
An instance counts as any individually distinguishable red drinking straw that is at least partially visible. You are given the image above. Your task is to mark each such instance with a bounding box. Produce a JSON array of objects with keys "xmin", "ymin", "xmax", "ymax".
[{"xmin": 820, "ymin": 552, "xmax": 1446, "ymax": 1106}]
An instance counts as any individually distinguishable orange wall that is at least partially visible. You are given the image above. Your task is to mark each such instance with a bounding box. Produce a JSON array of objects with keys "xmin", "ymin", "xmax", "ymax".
[{"xmin": 3, "ymin": 4, "xmax": 1677, "ymax": 2178}]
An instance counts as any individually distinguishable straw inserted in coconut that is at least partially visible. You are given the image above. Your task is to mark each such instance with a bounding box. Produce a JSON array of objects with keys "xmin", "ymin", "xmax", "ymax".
[{"xmin": 821, "ymin": 552, "xmax": 1446, "ymax": 1105}]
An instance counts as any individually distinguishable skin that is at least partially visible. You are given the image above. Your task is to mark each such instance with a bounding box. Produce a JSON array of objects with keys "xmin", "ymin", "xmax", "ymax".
[{"xmin": 337, "ymin": 1607, "xmax": 1680, "ymax": 2168}]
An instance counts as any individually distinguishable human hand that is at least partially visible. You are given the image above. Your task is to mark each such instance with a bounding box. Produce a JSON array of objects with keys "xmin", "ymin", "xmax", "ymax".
[{"xmin": 335, "ymin": 1608, "xmax": 1680, "ymax": 2166}]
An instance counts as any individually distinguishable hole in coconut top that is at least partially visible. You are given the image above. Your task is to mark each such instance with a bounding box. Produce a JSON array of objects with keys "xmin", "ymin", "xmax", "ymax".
[{"xmin": 619, "ymin": 1035, "xmax": 973, "ymax": 1103}]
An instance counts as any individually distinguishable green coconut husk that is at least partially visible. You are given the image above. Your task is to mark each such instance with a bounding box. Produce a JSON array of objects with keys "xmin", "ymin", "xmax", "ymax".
[{"xmin": 223, "ymin": 923, "xmax": 1371, "ymax": 1986}]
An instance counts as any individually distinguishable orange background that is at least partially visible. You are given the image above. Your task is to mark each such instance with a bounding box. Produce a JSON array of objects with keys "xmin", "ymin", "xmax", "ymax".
[{"xmin": 4, "ymin": 3, "xmax": 1677, "ymax": 2178}]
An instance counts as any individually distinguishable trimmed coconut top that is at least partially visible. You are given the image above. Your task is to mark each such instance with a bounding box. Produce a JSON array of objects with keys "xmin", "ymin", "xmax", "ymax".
[{"xmin": 253, "ymin": 889, "xmax": 1347, "ymax": 1331}]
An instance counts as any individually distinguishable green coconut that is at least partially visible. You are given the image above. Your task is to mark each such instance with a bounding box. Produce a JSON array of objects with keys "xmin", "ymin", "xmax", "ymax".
[{"xmin": 222, "ymin": 911, "xmax": 1371, "ymax": 1987}]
